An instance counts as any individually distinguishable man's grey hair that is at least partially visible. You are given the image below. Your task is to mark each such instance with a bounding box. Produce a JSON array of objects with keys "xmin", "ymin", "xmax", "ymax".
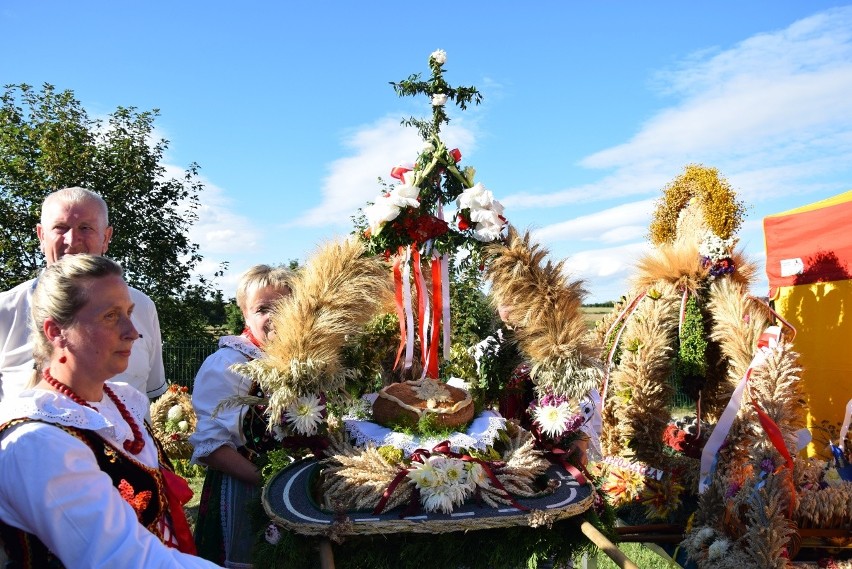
[{"xmin": 41, "ymin": 187, "xmax": 110, "ymax": 226}]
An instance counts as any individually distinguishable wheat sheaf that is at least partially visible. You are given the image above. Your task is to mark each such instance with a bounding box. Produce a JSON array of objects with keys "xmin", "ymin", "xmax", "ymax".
[
  {"xmin": 485, "ymin": 226, "xmax": 602, "ymax": 401},
  {"xmin": 233, "ymin": 238, "xmax": 393, "ymax": 428}
]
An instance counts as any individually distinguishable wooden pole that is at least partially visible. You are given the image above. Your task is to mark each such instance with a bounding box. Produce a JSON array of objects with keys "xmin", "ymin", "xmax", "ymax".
[
  {"xmin": 318, "ymin": 538, "xmax": 335, "ymax": 569},
  {"xmin": 577, "ymin": 520, "xmax": 640, "ymax": 569}
]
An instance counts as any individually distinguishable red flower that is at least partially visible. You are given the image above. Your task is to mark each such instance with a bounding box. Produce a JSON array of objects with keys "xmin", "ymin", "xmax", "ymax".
[
  {"xmin": 457, "ymin": 211, "xmax": 471, "ymax": 231},
  {"xmin": 449, "ymin": 148, "xmax": 462, "ymax": 163},
  {"xmin": 401, "ymin": 214, "xmax": 449, "ymax": 243},
  {"xmin": 662, "ymin": 423, "xmax": 704, "ymax": 458}
]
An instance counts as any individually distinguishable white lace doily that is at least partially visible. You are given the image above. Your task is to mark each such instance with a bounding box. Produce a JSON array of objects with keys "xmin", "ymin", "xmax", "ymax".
[{"xmin": 343, "ymin": 406, "xmax": 506, "ymax": 457}]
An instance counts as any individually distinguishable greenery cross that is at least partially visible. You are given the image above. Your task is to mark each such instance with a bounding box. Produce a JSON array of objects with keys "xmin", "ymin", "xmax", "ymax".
[{"xmin": 390, "ymin": 49, "xmax": 482, "ymax": 139}]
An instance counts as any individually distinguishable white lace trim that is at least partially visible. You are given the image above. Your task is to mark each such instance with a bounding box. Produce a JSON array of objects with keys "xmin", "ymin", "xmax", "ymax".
[
  {"xmin": 343, "ymin": 409, "xmax": 506, "ymax": 457},
  {"xmin": 0, "ymin": 383, "xmax": 147, "ymax": 445},
  {"xmin": 219, "ymin": 335, "xmax": 263, "ymax": 360},
  {"xmin": 191, "ymin": 439, "xmax": 237, "ymax": 463}
]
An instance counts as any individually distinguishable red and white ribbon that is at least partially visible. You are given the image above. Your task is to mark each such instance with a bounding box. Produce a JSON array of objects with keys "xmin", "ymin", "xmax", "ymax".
[
  {"xmin": 402, "ymin": 247, "xmax": 415, "ymax": 370},
  {"xmin": 601, "ymin": 291, "xmax": 647, "ymax": 407},
  {"xmin": 699, "ymin": 325, "xmax": 781, "ymax": 493},
  {"xmin": 390, "ymin": 164, "xmax": 414, "ymax": 181}
]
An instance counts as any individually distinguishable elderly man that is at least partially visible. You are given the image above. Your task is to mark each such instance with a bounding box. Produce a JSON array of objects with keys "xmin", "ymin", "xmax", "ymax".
[{"xmin": 0, "ymin": 187, "xmax": 167, "ymax": 401}]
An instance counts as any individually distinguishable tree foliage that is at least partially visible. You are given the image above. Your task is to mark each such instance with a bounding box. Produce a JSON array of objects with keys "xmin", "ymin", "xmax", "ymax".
[{"xmin": 0, "ymin": 83, "xmax": 221, "ymax": 340}]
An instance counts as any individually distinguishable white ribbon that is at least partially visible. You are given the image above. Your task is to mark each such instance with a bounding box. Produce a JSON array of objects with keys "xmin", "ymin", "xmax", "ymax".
[
  {"xmin": 441, "ymin": 252, "xmax": 451, "ymax": 360},
  {"xmin": 698, "ymin": 325, "xmax": 781, "ymax": 493},
  {"xmin": 402, "ymin": 246, "xmax": 415, "ymax": 370},
  {"xmin": 415, "ymin": 244, "xmax": 431, "ymax": 379}
]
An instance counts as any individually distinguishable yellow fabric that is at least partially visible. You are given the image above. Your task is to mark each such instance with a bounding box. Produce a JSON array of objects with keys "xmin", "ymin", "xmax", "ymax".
[
  {"xmin": 764, "ymin": 189, "xmax": 852, "ymax": 218},
  {"xmin": 774, "ymin": 279, "xmax": 852, "ymax": 457}
]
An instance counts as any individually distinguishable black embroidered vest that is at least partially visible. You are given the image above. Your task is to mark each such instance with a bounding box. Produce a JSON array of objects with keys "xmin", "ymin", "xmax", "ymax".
[
  {"xmin": 0, "ymin": 418, "xmax": 168, "ymax": 569},
  {"xmin": 240, "ymin": 380, "xmax": 283, "ymax": 461}
]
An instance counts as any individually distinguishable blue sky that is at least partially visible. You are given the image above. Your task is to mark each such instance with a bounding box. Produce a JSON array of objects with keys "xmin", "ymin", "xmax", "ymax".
[{"xmin": 3, "ymin": 2, "xmax": 852, "ymax": 302}]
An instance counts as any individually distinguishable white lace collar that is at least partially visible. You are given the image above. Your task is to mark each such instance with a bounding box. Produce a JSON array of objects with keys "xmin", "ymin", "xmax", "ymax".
[
  {"xmin": 0, "ymin": 382, "xmax": 147, "ymax": 444},
  {"xmin": 219, "ymin": 334, "xmax": 264, "ymax": 360}
]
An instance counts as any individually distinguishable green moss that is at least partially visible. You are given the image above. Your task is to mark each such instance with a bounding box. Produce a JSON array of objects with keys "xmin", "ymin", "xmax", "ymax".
[{"xmin": 673, "ymin": 295, "xmax": 708, "ymax": 395}]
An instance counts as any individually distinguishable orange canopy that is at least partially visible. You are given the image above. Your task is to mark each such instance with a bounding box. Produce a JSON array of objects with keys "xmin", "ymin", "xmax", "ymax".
[
  {"xmin": 763, "ymin": 190, "xmax": 852, "ymax": 457},
  {"xmin": 764, "ymin": 190, "xmax": 852, "ymax": 299}
]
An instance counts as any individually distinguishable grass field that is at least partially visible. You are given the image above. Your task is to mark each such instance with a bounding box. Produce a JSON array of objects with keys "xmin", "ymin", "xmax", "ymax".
[
  {"xmin": 594, "ymin": 542, "xmax": 680, "ymax": 568},
  {"xmin": 582, "ymin": 306, "xmax": 613, "ymax": 330}
]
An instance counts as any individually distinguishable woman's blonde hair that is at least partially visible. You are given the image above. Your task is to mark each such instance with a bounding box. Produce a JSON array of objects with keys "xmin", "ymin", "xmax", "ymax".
[
  {"xmin": 29, "ymin": 254, "xmax": 124, "ymax": 372},
  {"xmin": 235, "ymin": 264, "xmax": 293, "ymax": 313}
]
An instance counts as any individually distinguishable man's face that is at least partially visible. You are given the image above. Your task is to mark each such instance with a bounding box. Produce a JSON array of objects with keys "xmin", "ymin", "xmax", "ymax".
[{"xmin": 36, "ymin": 199, "xmax": 113, "ymax": 265}]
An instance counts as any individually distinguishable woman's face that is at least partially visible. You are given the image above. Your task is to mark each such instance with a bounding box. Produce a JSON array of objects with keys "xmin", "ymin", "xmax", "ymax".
[
  {"xmin": 61, "ymin": 274, "xmax": 139, "ymax": 382},
  {"xmin": 242, "ymin": 285, "xmax": 290, "ymax": 345}
]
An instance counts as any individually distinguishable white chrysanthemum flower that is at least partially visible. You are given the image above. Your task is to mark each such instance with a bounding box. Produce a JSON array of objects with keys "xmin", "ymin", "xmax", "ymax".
[
  {"xmin": 431, "ymin": 93, "xmax": 448, "ymax": 107},
  {"xmin": 423, "ymin": 486, "xmax": 455, "ymax": 514},
  {"xmin": 167, "ymin": 405, "xmax": 184, "ymax": 421},
  {"xmin": 430, "ymin": 49, "xmax": 447, "ymax": 65},
  {"xmin": 440, "ymin": 458, "xmax": 467, "ymax": 486},
  {"xmin": 533, "ymin": 402, "xmax": 573, "ymax": 437},
  {"xmin": 177, "ymin": 420, "xmax": 189, "ymax": 432},
  {"xmin": 825, "ymin": 467, "xmax": 843, "ymax": 486},
  {"xmin": 698, "ymin": 230, "xmax": 734, "ymax": 262},
  {"xmin": 426, "ymin": 455, "xmax": 450, "ymax": 475},
  {"xmin": 407, "ymin": 461, "xmax": 439, "ymax": 489},
  {"xmin": 466, "ymin": 462, "xmax": 490, "ymax": 489},
  {"xmin": 445, "ymin": 483, "xmax": 470, "ymax": 508},
  {"xmin": 284, "ymin": 394, "xmax": 325, "ymax": 436},
  {"xmin": 707, "ymin": 538, "xmax": 730, "ymax": 560}
]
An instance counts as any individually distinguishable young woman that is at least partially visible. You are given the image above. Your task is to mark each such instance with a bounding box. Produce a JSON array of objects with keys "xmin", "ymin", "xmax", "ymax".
[{"xmin": 190, "ymin": 264, "xmax": 293, "ymax": 568}]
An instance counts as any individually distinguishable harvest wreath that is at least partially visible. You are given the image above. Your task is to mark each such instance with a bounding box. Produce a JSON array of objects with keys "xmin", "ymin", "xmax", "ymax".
[
  {"xmin": 593, "ymin": 166, "xmax": 852, "ymax": 567},
  {"xmin": 224, "ymin": 50, "xmax": 614, "ymax": 568}
]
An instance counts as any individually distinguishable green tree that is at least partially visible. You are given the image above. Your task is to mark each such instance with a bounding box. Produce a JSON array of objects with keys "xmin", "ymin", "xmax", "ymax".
[
  {"xmin": 224, "ymin": 300, "xmax": 244, "ymax": 335},
  {"xmin": 0, "ymin": 83, "xmax": 221, "ymax": 340}
]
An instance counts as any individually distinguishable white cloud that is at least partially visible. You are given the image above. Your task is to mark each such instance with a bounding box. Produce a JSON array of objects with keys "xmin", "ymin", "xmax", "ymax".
[
  {"xmin": 533, "ymin": 199, "xmax": 655, "ymax": 244},
  {"xmin": 561, "ymin": 242, "xmax": 651, "ymax": 303},
  {"xmin": 296, "ymin": 116, "xmax": 476, "ymax": 227},
  {"xmin": 161, "ymin": 165, "xmax": 263, "ymax": 256},
  {"xmin": 566, "ymin": 242, "xmax": 649, "ymax": 278},
  {"xmin": 502, "ymin": 165, "xmax": 673, "ymax": 209},
  {"xmin": 505, "ymin": 7, "xmax": 852, "ymax": 213}
]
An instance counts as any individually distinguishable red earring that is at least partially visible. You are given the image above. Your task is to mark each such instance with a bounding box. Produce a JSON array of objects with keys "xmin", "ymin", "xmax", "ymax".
[{"xmin": 59, "ymin": 355, "xmax": 67, "ymax": 364}]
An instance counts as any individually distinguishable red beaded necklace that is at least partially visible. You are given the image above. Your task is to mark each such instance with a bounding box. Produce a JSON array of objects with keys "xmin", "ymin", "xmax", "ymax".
[{"xmin": 42, "ymin": 368, "xmax": 146, "ymax": 455}]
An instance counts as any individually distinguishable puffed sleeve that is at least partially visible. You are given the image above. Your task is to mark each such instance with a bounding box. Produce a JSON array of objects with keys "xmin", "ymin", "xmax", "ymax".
[
  {"xmin": 189, "ymin": 347, "xmax": 252, "ymax": 463},
  {"xmin": 0, "ymin": 422, "xmax": 222, "ymax": 568},
  {"xmin": 142, "ymin": 299, "xmax": 167, "ymax": 399}
]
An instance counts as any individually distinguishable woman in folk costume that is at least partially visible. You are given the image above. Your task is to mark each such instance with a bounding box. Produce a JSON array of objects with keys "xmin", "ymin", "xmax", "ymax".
[
  {"xmin": 190, "ymin": 264, "xmax": 293, "ymax": 568},
  {"xmin": 0, "ymin": 254, "xmax": 215, "ymax": 568}
]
